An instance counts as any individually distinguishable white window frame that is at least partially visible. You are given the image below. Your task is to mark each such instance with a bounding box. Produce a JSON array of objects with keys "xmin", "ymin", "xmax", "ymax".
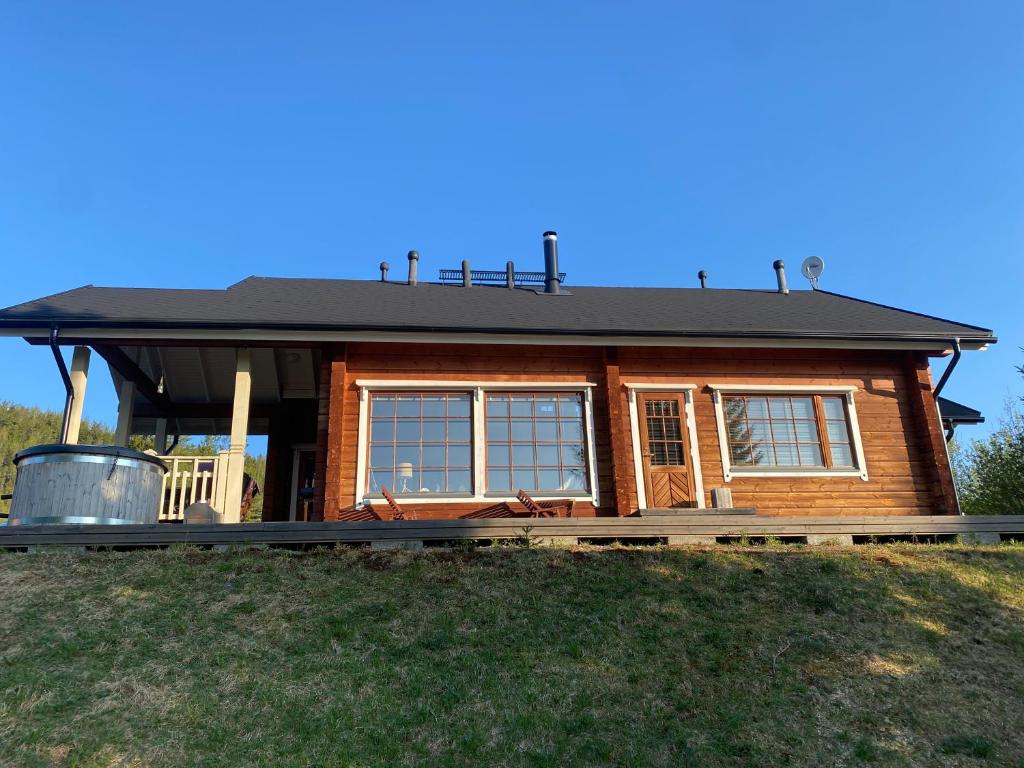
[
  {"xmin": 354, "ymin": 380, "xmax": 600, "ymax": 506},
  {"xmin": 624, "ymin": 384, "xmax": 705, "ymax": 509},
  {"xmin": 709, "ymin": 384, "xmax": 869, "ymax": 482}
]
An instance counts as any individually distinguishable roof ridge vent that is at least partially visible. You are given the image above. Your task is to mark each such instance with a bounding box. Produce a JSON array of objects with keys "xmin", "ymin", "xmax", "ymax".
[{"xmin": 437, "ymin": 267, "xmax": 566, "ymax": 287}]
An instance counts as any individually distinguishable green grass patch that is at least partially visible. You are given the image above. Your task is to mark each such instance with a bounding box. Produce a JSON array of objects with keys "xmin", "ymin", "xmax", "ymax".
[{"xmin": 1, "ymin": 544, "xmax": 1023, "ymax": 766}]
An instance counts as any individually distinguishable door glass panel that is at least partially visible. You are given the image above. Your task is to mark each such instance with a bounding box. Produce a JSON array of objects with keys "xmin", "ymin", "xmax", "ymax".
[{"xmin": 644, "ymin": 398, "xmax": 686, "ymax": 467}]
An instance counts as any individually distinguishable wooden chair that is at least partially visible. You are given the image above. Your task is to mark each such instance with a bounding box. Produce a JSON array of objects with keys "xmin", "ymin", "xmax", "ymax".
[
  {"xmin": 516, "ymin": 490, "xmax": 575, "ymax": 518},
  {"xmin": 381, "ymin": 486, "xmax": 416, "ymax": 520},
  {"xmin": 458, "ymin": 501, "xmax": 519, "ymax": 519},
  {"xmin": 335, "ymin": 502, "xmax": 381, "ymax": 522}
]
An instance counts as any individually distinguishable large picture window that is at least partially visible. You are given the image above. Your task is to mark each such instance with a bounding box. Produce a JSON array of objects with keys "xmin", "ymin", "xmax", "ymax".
[
  {"xmin": 367, "ymin": 392, "xmax": 473, "ymax": 495},
  {"xmin": 357, "ymin": 383, "xmax": 598, "ymax": 502},
  {"xmin": 722, "ymin": 394, "xmax": 856, "ymax": 469},
  {"xmin": 485, "ymin": 392, "xmax": 589, "ymax": 494}
]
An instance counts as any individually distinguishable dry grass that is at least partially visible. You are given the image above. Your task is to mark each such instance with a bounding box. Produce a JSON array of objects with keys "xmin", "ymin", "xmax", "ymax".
[{"xmin": 1, "ymin": 543, "xmax": 1023, "ymax": 767}]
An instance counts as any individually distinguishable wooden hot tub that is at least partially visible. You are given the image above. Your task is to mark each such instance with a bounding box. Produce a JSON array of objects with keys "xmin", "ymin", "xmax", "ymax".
[{"xmin": 8, "ymin": 445, "xmax": 168, "ymax": 526}]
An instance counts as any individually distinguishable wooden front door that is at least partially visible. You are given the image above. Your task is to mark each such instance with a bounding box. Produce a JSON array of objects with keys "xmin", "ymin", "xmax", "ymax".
[{"xmin": 637, "ymin": 393, "xmax": 695, "ymax": 508}]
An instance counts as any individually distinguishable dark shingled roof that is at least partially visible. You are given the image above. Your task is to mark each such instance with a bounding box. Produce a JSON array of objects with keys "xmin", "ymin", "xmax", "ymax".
[
  {"xmin": 0, "ymin": 276, "xmax": 996, "ymax": 344},
  {"xmin": 937, "ymin": 396, "xmax": 985, "ymax": 425}
]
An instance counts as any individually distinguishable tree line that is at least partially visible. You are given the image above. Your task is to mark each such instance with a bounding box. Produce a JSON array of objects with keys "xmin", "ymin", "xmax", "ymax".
[{"xmin": 951, "ymin": 358, "xmax": 1024, "ymax": 515}]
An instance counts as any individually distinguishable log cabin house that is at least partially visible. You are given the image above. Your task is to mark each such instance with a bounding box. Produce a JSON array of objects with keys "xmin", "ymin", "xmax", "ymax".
[{"xmin": 0, "ymin": 233, "xmax": 995, "ymax": 523}]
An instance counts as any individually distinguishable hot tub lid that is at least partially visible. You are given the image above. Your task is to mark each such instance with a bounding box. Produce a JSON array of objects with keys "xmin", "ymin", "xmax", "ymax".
[{"xmin": 14, "ymin": 444, "xmax": 168, "ymax": 471}]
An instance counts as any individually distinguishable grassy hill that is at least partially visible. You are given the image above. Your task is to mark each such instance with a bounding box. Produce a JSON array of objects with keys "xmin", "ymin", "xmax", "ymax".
[{"xmin": 1, "ymin": 543, "xmax": 1022, "ymax": 767}]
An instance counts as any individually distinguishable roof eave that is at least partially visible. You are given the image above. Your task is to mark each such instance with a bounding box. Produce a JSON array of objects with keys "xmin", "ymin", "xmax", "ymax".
[{"xmin": 0, "ymin": 319, "xmax": 996, "ymax": 350}]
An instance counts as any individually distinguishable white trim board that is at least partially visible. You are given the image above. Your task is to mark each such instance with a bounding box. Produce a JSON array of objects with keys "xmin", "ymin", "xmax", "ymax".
[
  {"xmin": 354, "ymin": 381, "xmax": 600, "ymax": 507},
  {"xmin": 6, "ymin": 326, "xmax": 981, "ymax": 353},
  {"xmin": 707, "ymin": 383, "xmax": 857, "ymax": 394},
  {"xmin": 626, "ymin": 386, "xmax": 706, "ymax": 509},
  {"xmin": 709, "ymin": 384, "xmax": 869, "ymax": 482},
  {"xmin": 623, "ymin": 382, "xmax": 698, "ymax": 391},
  {"xmin": 354, "ymin": 379, "xmax": 596, "ymax": 389}
]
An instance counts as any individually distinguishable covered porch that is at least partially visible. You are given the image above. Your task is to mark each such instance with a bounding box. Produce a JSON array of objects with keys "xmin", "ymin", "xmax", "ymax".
[{"xmin": 53, "ymin": 340, "xmax": 326, "ymax": 523}]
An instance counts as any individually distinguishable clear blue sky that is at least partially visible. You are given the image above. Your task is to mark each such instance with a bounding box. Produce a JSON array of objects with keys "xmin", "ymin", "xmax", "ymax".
[{"xmin": 1, "ymin": 1, "xmax": 1021, "ymax": 443}]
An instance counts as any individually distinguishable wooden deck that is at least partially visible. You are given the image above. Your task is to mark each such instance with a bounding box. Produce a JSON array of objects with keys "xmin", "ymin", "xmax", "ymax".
[{"xmin": 1, "ymin": 514, "xmax": 1022, "ymax": 550}]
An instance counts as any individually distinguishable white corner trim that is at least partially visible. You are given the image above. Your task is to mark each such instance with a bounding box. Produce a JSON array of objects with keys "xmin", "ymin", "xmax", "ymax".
[
  {"xmin": 684, "ymin": 390, "xmax": 705, "ymax": 507},
  {"xmin": 354, "ymin": 380, "xmax": 601, "ymax": 505},
  {"xmin": 472, "ymin": 387, "xmax": 486, "ymax": 499},
  {"xmin": 354, "ymin": 379, "xmax": 596, "ymax": 389},
  {"xmin": 627, "ymin": 389, "xmax": 647, "ymax": 509},
  {"xmin": 583, "ymin": 388, "xmax": 601, "ymax": 508},
  {"xmin": 626, "ymin": 386, "xmax": 705, "ymax": 509},
  {"xmin": 710, "ymin": 385, "xmax": 869, "ymax": 482},
  {"xmin": 354, "ymin": 386, "xmax": 370, "ymax": 501}
]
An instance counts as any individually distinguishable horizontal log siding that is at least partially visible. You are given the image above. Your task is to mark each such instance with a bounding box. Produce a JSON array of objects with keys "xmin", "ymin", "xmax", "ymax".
[
  {"xmin": 332, "ymin": 343, "xmax": 610, "ymax": 519},
  {"xmin": 616, "ymin": 346, "xmax": 948, "ymax": 516},
  {"xmin": 325, "ymin": 343, "xmax": 952, "ymax": 519}
]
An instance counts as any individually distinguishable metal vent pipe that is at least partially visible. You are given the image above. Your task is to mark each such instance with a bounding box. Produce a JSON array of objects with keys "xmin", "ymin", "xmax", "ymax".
[
  {"xmin": 407, "ymin": 251, "xmax": 419, "ymax": 286},
  {"xmin": 542, "ymin": 231, "xmax": 560, "ymax": 294},
  {"xmin": 462, "ymin": 260, "xmax": 471, "ymax": 287},
  {"xmin": 698, "ymin": 270, "xmax": 708, "ymax": 288},
  {"xmin": 773, "ymin": 260, "xmax": 789, "ymax": 295}
]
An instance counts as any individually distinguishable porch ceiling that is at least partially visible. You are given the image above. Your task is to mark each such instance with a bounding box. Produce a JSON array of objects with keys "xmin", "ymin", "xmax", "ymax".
[{"xmin": 102, "ymin": 345, "xmax": 320, "ymax": 436}]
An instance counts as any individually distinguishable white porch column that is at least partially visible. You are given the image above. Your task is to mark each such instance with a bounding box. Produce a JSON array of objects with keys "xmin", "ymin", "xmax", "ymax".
[
  {"xmin": 222, "ymin": 348, "xmax": 252, "ymax": 523},
  {"xmin": 113, "ymin": 380, "xmax": 136, "ymax": 447},
  {"xmin": 66, "ymin": 346, "xmax": 91, "ymax": 445}
]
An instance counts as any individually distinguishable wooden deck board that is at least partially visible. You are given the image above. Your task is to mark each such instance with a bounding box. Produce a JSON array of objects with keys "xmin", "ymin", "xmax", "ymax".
[{"xmin": 1, "ymin": 514, "xmax": 1023, "ymax": 549}]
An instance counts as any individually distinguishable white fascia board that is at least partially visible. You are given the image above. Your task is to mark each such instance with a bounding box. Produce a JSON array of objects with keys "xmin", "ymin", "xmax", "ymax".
[{"xmin": 3, "ymin": 326, "xmax": 983, "ymax": 353}]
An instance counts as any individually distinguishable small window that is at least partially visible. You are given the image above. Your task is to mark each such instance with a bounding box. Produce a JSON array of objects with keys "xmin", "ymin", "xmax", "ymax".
[
  {"xmin": 367, "ymin": 392, "xmax": 473, "ymax": 495},
  {"xmin": 485, "ymin": 392, "xmax": 589, "ymax": 494},
  {"xmin": 723, "ymin": 394, "xmax": 857, "ymax": 470}
]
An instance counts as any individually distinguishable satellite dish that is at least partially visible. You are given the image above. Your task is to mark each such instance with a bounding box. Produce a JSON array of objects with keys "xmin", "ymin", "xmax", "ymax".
[{"xmin": 801, "ymin": 256, "xmax": 825, "ymax": 289}]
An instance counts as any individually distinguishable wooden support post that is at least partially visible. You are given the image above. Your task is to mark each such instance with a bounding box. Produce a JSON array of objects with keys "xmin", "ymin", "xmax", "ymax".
[
  {"xmin": 154, "ymin": 419, "xmax": 168, "ymax": 455},
  {"xmin": 321, "ymin": 344, "xmax": 348, "ymax": 521},
  {"xmin": 903, "ymin": 352, "xmax": 960, "ymax": 515},
  {"xmin": 66, "ymin": 346, "xmax": 90, "ymax": 445},
  {"xmin": 113, "ymin": 380, "xmax": 135, "ymax": 447},
  {"xmin": 222, "ymin": 349, "xmax": 252, "ymax": 524},
  {"xmin": 604, "ymin": 348, "xmax": 632, "ymax": 516}
]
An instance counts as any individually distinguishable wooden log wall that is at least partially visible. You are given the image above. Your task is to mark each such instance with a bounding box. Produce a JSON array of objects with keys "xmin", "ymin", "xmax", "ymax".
[{"xmin": 318, "ymin": 342, "xmax": 958, "ymax": 519}]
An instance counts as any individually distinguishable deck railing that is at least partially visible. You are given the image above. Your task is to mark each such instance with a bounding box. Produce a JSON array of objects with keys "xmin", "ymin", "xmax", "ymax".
[{"xmin": 158, "ymin": 454, "xmax": 225, "ymax": 521}]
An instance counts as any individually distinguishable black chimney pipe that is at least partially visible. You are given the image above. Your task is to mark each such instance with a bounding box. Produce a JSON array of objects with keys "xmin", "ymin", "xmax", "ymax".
[
  {"xmin": 542, "ymin": 231, "xmax": 560, "ymax": 294},
  {"xmin": 698, "ymin": 270, "xmax": 708, "ymax": 288}
]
